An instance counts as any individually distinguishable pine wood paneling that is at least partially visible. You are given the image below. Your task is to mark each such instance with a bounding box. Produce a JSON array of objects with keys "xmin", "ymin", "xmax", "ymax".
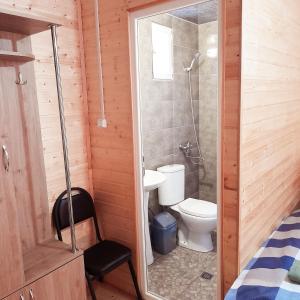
[
  {"xmin": 240, "ymin": 0, "xmax": 300, "ymax": 268},
  {"xmin": 81, "ymin": 0, "xmax": 139, "ymax": 294}
]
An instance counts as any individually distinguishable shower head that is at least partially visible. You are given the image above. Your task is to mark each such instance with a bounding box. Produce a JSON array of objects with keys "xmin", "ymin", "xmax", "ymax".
[{"xmin": 184, "ymin": 52, "xmax": 202, "ymax": 72}]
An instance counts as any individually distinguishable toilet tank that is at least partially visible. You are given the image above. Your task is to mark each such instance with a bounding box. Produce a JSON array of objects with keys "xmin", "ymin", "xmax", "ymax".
[{"xmin": 157, "ymin": 164, "xmax": 185, "ymax": 206}]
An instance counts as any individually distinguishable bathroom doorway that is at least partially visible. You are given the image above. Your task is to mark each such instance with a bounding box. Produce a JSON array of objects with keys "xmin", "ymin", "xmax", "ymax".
[{"xmin": 129, "ymin": 1, "xmax": 221, "ymax": 299}]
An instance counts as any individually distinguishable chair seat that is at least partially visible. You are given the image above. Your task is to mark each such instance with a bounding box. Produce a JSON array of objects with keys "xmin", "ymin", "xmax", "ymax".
[{"xmin": 84, "ymin": 240, "xmax": 132, "ymax": 276}]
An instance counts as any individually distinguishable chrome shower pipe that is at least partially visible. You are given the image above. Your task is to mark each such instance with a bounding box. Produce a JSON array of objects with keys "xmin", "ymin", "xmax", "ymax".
[{"xmin": 50, "ymin": 24, "xmax": 77, "ymax": 254}]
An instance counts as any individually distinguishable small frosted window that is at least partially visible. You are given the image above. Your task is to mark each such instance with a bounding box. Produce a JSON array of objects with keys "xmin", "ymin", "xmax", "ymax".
[{"xmin": 151, "ymin": 23, "xmax": 173, "ymax": 80}]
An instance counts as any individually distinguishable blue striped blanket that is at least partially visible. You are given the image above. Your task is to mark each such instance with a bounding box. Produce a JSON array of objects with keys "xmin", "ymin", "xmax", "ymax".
[{"xmin": 226, "ymin": 209, "xmax": 300, "ymax": 300}]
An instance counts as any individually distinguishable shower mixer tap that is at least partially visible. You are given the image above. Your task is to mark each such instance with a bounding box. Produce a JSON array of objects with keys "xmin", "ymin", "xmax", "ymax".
[
  {"xmin": 179, "ymin": 141, "xmax": 205, "ymax": 163},
  {"xmin": 179, "ymin": 142, "xmax": 193, "ymax": 156}
]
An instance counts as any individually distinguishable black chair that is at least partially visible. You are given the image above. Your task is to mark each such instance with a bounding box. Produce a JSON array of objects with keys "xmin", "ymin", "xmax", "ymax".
[{"xmin": 52, "ymin": 187, "xmax": 142, "ymax": 300}]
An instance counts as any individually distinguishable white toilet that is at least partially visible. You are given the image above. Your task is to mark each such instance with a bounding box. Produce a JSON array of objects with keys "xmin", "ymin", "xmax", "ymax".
[{"xmin": 157, "ymin": 164, "xmax": 217, "ymax": 252}]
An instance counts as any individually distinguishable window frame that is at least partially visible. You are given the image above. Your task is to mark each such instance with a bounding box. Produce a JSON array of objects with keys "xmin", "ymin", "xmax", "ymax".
[{"xmin": 151, "ymin": 22, "xmax": 174, "ymax": 81}]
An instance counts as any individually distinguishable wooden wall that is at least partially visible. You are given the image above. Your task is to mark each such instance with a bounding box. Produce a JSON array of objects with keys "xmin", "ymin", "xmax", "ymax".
[
  {"xmin": 3, "ymin": 0, "xmax": 300, "ymax": 296},
  {"xmin": 81, "ymin": 0, "xmax": 140, "ymax": 294},
  {"xmin": 0, "ymin": 1, "xmax": 93, "ymax": 245},
  {"xmin": 239, "ymin": 0, "xmax": 300, "ymax": 268},
  {"xmin": 81, "ymin": 0, "xmax": 242, "ymax": 295}
]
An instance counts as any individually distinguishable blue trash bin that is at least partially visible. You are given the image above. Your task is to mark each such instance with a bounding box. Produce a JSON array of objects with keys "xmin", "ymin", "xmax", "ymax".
[{"xmin": 151, "ymin": 211, "xmax": 177, "ymax": 255}]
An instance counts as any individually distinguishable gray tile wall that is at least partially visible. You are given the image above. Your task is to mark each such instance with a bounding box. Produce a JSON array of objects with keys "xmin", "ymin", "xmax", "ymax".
[
  {"xmin": 198, "ymin": 21, "xmax": 218, "ymax": 203},
  {"xmin": 138, "ymin": 15, "xmax": 200, "ymax": 217},
  {"xmin": 138, "ymin": 15, "xmax": 218, "ymax": 215}
]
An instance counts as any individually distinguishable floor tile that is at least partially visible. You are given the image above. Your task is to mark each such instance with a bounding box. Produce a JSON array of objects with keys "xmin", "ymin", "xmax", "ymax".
[{"xmin": 148, "ymin": 242, "xmax": 217, "ymax": 299}]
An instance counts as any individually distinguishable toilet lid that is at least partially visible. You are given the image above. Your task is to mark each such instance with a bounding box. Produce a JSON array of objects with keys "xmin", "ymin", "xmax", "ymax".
[{"xmin": 178, "ymin": 198, "xmax": 217, "ymax": 218}]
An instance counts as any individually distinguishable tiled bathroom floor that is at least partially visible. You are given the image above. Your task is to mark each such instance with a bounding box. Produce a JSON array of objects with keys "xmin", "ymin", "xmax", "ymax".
[{"xmin": 147, "ymin": 237, "xmax": 217, "ymax": 300}]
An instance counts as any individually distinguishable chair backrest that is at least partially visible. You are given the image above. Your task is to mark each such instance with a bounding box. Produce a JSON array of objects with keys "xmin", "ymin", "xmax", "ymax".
[{"xmin": 52, "ymin": 187, "xmax": 102, "ymax": 242}]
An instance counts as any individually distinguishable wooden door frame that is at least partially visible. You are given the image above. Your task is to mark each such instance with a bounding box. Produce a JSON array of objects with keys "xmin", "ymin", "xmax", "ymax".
[{"xmin": 129, "ymin": 1, "xmax": 223, "ymax": 298}]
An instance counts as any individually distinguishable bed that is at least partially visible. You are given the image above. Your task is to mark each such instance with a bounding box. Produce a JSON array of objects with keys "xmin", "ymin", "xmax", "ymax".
[{"xmin": 225, "ymin": 209, "xmax": 300, "ymax": 300}]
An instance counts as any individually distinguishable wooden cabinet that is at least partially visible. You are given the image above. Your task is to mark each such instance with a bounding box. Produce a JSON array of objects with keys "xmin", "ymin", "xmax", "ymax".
[
  {"xmin": 0, "ymin": 28, "xmax": 50, "ymax": 298},
  {"xmin": 0, "ymin": 10, "xmax": 86, "ymax": 300},
  {"xmin": 0, "ymin": 107, "xmax": 24, "ymax": 297},
  {"xmin": 26, "ymin": 257, "xmax": 86, "ymax": 300},
  {"xmin": 0, "ymin": 32, "xmax": 51, "ymax": 254},
  {"xmin": 5, "ymin": 290, "xmax": 25, "ymax": 300},
  {"xmin": 4, "ymin": 257, "xmax": 86, "ymax": 300}
]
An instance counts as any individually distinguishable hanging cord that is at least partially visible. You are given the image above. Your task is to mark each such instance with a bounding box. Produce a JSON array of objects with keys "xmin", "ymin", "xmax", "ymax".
[
  {"xmin": 50, "ymin": 25, "xmax": 77, "ymax": 253},
  {"xmin": 94, "ymin": 0, "xmax": 107, "ymax": 128}
]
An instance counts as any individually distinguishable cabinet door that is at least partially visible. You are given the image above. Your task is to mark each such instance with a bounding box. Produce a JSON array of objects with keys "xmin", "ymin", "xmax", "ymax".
[
  {"xmin": 0, "ymin": 60, "xmax": 51, "ymax": 253},
  {"xmin": 0, "ymin": 64, "xmax": 24, "ymax": 298},
  {"xmin": 5, "ymin": 289, "xmax": 25, "ymax": 300},
  {"xmin": 27, "ymin": 257, "xmax": 87, "ymax": 300}
]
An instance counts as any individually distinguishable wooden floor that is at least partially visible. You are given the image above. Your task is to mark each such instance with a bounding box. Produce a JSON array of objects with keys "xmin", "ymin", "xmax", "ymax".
[{"xmin": 87, "ymin": 282, "xmax": 135, "ymax": 300}]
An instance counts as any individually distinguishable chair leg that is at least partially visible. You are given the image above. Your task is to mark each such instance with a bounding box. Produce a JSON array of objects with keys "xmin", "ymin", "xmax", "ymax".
[
  {"xmin": 86, "ymin": 272, "xmax": 97, "ymax": 300},
  {"xmin": 128, "ymin": 259, "xmax": 143, "ymax": 300}
]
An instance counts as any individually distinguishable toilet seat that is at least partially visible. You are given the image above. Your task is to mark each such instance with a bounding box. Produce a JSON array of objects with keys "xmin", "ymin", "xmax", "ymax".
[{"xmin": 178, "ymin": 198, "xmax": 217, "ymax": 218}]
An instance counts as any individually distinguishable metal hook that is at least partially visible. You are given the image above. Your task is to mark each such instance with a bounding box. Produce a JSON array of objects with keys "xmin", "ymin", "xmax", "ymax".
[
  {"xmin": 15, "ymin": 72, "xmax": 27, "ymax": 85},
  {"xmin": 2, "ymin": 145, "xmax": 9, "ymax": 172}
]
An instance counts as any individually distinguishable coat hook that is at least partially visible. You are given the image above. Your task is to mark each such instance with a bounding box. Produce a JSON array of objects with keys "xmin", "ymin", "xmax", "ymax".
[{"xmin": 15, "ymin": 72, "xmax": 27, "ymax": 85}]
